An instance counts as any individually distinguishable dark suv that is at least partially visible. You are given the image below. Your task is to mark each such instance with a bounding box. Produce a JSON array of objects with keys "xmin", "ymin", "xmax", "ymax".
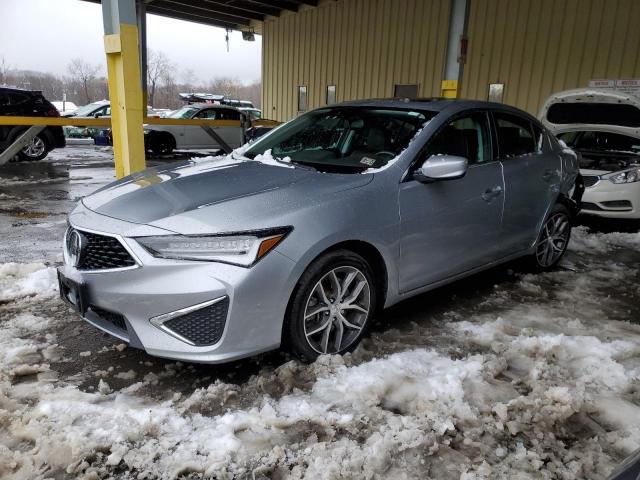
[{"xmin": 0, "ymin": 87, "xmax": 66, "ymax": 161}]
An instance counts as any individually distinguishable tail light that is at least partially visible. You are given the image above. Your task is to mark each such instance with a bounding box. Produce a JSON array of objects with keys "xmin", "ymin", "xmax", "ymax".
[{"xmin": 45, "ymin": 107, "xmax": 60, "ymax": 117}]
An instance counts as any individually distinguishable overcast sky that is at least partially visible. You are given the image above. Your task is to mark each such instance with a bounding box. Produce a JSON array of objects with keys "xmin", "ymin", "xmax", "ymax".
[{"xmin": 0, "ymin": 0, "xmax": 262, "ymax": 84}]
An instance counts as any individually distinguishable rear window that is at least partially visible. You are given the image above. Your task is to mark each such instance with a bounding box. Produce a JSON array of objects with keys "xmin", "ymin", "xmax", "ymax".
[{"xmin": 547, "ymin": 103, "xmax": 640, "ymax": 127}]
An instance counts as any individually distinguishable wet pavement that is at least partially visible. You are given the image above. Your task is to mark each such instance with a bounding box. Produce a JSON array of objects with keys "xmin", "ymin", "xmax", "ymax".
[{"xmin": 1, "ymin": 146, "xmax": 639, "ymax": 478}]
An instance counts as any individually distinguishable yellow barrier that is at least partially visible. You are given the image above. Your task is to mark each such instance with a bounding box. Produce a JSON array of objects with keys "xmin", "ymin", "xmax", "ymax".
[{"xmin": 0, "ymin": 116, "xmax": 244, "ymax": 128}]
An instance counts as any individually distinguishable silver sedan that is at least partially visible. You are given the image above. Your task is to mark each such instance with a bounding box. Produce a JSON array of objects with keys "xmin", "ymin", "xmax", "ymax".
[{"xmin": 58, "ymin": 99, "xmax": 581, "ymax": 363}]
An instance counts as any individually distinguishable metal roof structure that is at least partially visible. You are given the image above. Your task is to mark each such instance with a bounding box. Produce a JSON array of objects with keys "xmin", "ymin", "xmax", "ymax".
[{"xmin": 84, "ymin": 0, "xmax": 318, "ymax": 30}]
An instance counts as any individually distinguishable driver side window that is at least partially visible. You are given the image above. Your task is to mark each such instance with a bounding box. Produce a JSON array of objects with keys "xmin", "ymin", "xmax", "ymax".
[
  {"xmin": 426, "ymin": 112, "xmax": 491, "ymax": 164},
  {"xmin": 195, "ymin": 109, "xmax": 217, "ymax": 119}
]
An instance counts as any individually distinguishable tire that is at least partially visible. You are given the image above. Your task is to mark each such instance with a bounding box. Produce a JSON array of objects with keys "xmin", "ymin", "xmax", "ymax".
[
  {"xmin": 284, "ymin": 249, "xmax": 377, "ymax": 361},
  {"xmin": 18, "ymin": 134, "xmax": 49, "ymax": 161},
  {"xmin": 527, "ymin": 203, "xmax": 572, "ymax": 271},
  {"xmin": 151, "ymin": 132, "xmax": 175, "ymax": 155}
]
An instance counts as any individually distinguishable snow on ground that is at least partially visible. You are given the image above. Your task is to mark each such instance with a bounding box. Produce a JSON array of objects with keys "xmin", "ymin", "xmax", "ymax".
[{"xmin": 0, "ymin": 228, "xmax": 638, "ymax": 479}]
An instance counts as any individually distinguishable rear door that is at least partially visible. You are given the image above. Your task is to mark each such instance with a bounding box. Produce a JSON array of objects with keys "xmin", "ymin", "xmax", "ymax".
[
  {"xmin": 398, "ymin": 110, "xmax": 505, "ymax": 292},
  {"xmin": 494, "ymin": 111, "xmax": 561, "ymax": 254},
  {"xmin": 185, "ymin": 107, "xmax": 218, "ymax": 148}
]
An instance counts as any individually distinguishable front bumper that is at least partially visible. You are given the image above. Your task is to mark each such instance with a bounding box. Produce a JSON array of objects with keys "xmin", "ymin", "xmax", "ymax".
[
  {"xmin": 60, "ymin": 208, "xmax": 297, "ymax": 363},
  {"xmin": 580, "ymin": 176, "xmax": 640, "ymax": 219}
]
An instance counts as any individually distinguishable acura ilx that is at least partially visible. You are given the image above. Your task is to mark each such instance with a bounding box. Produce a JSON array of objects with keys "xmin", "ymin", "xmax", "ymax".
[{"xmin": 58, "ymin": 99, "xmax": 582, "ymax": 363}]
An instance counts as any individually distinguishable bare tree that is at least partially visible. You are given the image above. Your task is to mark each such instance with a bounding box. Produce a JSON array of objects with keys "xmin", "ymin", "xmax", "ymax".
[
  {"xmin": 146, "ymin": 49, "xmax": 173, "ymax": 107},
  {"xmin": 67, "ymin": 58, "xmax": 100, "ymax": 104},
  {"xmin": 0, "ymin": 56, "xmax": 11, "ymax": 85}
]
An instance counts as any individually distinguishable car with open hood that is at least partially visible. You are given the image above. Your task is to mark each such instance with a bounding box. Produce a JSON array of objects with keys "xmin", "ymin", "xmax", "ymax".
[
  {"xmin": 540, "ymin": 88, "xmax": 640, "ymax": 219},
  {"xmin": 58, "ymin": 99, "xmax": 581, "ymax": 363}
]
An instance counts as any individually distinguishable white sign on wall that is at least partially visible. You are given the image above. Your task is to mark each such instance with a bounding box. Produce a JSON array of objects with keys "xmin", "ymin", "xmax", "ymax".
[{"xmin": 589, "ymin": 79, "xmax": 640, "ymax": 96}]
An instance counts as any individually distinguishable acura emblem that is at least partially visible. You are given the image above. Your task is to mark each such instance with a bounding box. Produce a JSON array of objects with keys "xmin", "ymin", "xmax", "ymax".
[{"xmin": 67, "ymin": 229, "xmax": 87, "ymax": 267}]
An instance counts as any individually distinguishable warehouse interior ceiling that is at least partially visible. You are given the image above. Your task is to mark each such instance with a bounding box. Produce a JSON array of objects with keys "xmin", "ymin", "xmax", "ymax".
[{"xmin": 83, "ymin": 0, "xmax": 319, "ymax": 30}]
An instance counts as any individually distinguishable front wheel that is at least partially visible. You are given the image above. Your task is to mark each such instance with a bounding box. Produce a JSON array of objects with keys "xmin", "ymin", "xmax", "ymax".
[
  {"xmin": 529, "ymin": 204, "xmax": 572, "ymax": 270},
  {"xmin": 284, "ymin": 250, "xmax": 377, "ymax": 361},
  {"xmin": 18, "ymin": 134, "xmax": 49, "ymax": 161}
]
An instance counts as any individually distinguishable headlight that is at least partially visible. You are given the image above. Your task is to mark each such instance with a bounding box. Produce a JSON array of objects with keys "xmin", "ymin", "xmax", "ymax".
[
  {"xmin": 135, "ymin": 227, "xmax": 291, "ymax": 267},
  {"xmin": 609, "ymin": 168, "xmax": 640, "ymax": 184}
]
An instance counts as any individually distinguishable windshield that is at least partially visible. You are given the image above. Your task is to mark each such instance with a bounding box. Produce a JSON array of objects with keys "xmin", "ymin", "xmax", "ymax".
[
  {"xmin": 243, "ymin": 107, "xmax": 434, "ymax": 172},
  {"xmin": 73, "ymin": 102, "xmax": 107, "ymax": 116},
  {"xmin": 169, "ymin": 106, "xmax": 199, "ymax": 119}
]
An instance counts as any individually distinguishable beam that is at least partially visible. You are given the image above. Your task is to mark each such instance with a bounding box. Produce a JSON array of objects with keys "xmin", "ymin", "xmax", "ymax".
[
  {"xmin": 148, "ymin": 1, "xmax": 252, "ymax": 25},
  {"xmin": 441, "ymin": 0, "xmax": 469, "ymax": 98},
  {"xmin": 102, "ymin": 0, "xmax": 146, "ymax": 178},
  {"xmin": 291, "ymin": 0, "xmax": 318, "ymax": 5},
  {"xmin": 251, "ymin": 0, "xmax": 298, "ymax": 12},
  {"xmin": 160, "ymin": 0, "xmax": 265, "ymax": 21},
  {"xmin": 204, "ymin": 0, "xmax": 281, "ymax": 18},
  {"xmin": 0, "ymin": 126, "xmax": 45, "ymax": 165},
  {"xmin": 144, "ymin": 5, "xmax": 241, "ymax": 29}
]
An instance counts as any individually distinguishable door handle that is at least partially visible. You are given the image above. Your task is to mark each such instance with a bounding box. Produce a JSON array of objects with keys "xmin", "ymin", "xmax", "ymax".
[{"xmin": 481, "ymin": 186, "xmax": 503, "ymax": 202}]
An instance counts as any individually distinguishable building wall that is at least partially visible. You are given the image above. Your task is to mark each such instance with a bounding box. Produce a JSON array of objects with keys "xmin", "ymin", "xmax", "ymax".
[
  {"xmin": 262, "ymin": 0, "xmax": 640, "ymax": 121},
  {"xmin": 461, "ymin": 0, "xmax": 640, "ymax": 115},
  {"xmin": 262, "ymin": 0, "xmax": 451, "ymax": 122}
]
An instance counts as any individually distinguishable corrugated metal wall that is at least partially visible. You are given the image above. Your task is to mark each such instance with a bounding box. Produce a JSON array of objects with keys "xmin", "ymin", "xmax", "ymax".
[
  {"xmin": 461, "ymin": 0, "xmax": 640, "ymax": 115},
  {"xmin": 262, "ymin": 0, "xmax": 451, "ymax": 122}
]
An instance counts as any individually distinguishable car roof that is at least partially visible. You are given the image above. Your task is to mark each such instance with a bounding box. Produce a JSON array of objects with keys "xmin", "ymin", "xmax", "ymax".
[
  {"xmin": 186, "ymin": 103, "xmax": 240, "ymax": 111},
  {"xmin": 0, "ymin": 86, "xmax": 41, "ymax": 95},
  {"xmin": 331, "ymin": 97, "xmax": 537, "ymax": 119}
]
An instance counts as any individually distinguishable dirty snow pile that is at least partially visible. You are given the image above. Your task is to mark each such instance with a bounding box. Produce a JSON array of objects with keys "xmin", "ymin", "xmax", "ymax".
[{"xmin": 0, "ymin": 228, "xmax": 638, "ymax": 479}]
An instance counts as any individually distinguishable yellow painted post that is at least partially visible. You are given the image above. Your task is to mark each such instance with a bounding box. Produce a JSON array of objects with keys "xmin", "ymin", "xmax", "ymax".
[
  {"xmin": 441, "ymin": 79, "xmax": 460, "ymax": 98},
  {"xmin": 102, "ymin": 1, "xmax": 145, "ymax": 178}
]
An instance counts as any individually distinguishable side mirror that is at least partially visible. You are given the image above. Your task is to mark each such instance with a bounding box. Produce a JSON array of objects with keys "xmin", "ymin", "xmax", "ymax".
[
  {"xmin": 94, "ymin": 113, "xmax": 102, "ymax": 118},
  {"xmin": 414, "ymin": 154, "xmax": 468, "ymax": 182}
]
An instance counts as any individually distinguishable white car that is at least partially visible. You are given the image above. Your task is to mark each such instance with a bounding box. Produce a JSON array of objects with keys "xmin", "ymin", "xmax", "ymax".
[
  {"xmin": 540, "ymin": 88, "xmax": 640, "ymax": 219},
  {"xmin": 144, "ymin": 104, "xmax": 246, "ymax": 154},
  {"xmin": 52, "ymin": 100, "xmax": 78, "ymax": 114}
]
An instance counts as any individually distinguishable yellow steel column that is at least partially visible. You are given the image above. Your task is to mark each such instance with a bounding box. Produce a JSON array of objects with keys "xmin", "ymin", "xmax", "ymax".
[{"xmin": 102, "ymin": 0, "xmax": 145, "ymax": 178}]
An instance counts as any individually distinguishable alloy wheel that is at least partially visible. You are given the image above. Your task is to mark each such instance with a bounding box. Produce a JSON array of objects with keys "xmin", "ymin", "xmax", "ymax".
[
  {"xmin": 303, "ymin": 266, "xmax": 371, "ymax": 354},
  {"xmin": 22, "ymin": 136, "xmax": 46, "ymax": 158},
  {"xmin": 535, "ymin": 212, "xmax": 570, "ymax": 267}
]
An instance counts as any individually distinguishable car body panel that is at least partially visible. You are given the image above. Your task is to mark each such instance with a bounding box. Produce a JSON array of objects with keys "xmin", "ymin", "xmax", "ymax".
[
  {"xmin": 145, "ymin": 104, "xmax": 245, "ymax": 151},
  {"xmin": 62, "ymin": 99, "xmax": 579, "ymax": 363},
  {"xmin": 398, "ymin": 162, "xmax": 505, "ymax": 292}
]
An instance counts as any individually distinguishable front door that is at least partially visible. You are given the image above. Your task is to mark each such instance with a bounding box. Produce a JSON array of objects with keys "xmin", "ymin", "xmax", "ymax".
[
  {"xmin": 493, "ymin": 112, "xmax": 562, "ymax": 254},
  {"xmin": 398, "ymin": 111, "xmax": 505, "ymax": 293}
]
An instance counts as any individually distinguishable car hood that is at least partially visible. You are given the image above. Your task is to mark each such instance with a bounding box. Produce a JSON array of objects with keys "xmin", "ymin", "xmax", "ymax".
[
  {"xmin": 539, "ymin": 88, "xmax": 640, "ymax": 137},
  {"xmin": 82, "ymin": 157, "xmax": 373, "ymax": 233}
]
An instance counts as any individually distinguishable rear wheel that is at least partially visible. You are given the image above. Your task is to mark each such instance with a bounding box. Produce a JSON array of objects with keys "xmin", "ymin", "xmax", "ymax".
[
  {"xmin": 150, "ymin": 132, "xmax": 175, "ymax": 155},
  {"xmin": 284, "ymin": 250, "xmax": 377, "ymax": 361},
  {"xmin": 529, "ymin": 203, "xmax": 572, "ymax": 270},
  {"xmin": 18, "ymin": 134, "xmax": 48, "ymax": 161}
]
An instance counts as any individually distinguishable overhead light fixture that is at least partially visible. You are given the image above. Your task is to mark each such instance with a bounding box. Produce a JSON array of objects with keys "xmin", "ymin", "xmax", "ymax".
[{"xmin": 242, "ymin": 30, "xmax": 255, "ymax": 41}]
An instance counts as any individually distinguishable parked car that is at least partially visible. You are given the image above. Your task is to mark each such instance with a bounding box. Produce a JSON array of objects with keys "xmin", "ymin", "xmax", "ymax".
[
  {"xmin": 540, "ymin": 88, "xmax": 640, "ymax": 219},
  {"xmin": 240, "ymin": 107, "xmax": 262, "ymax": 120},
  {"xmin": 58, "ymin": 99, "xmax": 581, "ymax": 363},
  {"xmin": 0, "ymin": 87, "xmax": 66, "ymax": 161},
  {"xmin": 144, "ymin": 103, "xmax": 247, "ymax": 154},
  {"xmin": 62, "ymin": 100, "xmax": 110, "ymax": 118},
  {"xmin": 52, "ymin": 100, "xmax": 78, "ymax": 115}
]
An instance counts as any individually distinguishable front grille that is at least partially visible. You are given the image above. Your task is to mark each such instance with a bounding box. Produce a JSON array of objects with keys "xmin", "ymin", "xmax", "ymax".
[
  {"xmin": 581, "ymin": 201, "xmax": 602, "ymax": 211},
  {"xmin": 73, "ymin": 230, "xmax": 136, "ymax": 270},
  {"xmin": 163, "ymin": 297, "xmax": 229, "ymax": 346},
  {"xmin": 582, "ymin": 175, "xmax": 600, "ymax": 188},
  {"xmin": 89, "ymin": 305, "xmax": 127, "ymax": 331}
]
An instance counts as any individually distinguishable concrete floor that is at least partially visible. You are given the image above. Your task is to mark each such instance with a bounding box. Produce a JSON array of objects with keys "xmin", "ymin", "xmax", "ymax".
[{"xmin": 1, "ymin": 145, "xmax": 639, "ymax": 478}]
